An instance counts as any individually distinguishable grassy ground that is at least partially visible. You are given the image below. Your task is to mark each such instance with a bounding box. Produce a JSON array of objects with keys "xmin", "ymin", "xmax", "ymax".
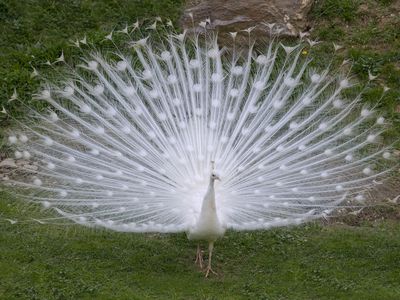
[
  {"xmin": 309, "ymin": 0, "xmax": 400, "ymax": 139},
  {"xmin": 0, "ymin": 0, "xmax": 399, "ymax": 299},
  {"xmin": 1, "ymin": 194, "xmax": 400, "ymax": 300}
]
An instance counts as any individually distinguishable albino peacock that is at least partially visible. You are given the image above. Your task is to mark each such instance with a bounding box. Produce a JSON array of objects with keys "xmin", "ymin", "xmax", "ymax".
[{"xmin": 2, "ymin": 21, "xmax": 397, "ymax": 277}]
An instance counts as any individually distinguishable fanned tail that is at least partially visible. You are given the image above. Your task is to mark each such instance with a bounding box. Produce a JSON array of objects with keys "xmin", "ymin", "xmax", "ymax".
[{"xmin": 3, "ymin": 22, "xmax": 396, "ymax": 231}]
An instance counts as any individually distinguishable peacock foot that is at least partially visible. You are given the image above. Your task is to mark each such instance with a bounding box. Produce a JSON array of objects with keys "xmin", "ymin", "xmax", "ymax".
[
  {"xmin": 195, "ymin": 250, "xmax": 204, "ymax": 269},
  {"xmin": 194, "ymin": 244, "xmax": 204, "ymax": 268},
  {"xmin": 204, "ymin": 266, "xmax": 217, "ymax": 277}
]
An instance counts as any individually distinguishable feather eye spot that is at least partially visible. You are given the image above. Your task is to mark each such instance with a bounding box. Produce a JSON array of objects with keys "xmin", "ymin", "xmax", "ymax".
[
  {"xmin": 106, "ymin": 107, "xmax": 117, "ymax": 116},
  {"xmin": 40, "ymin": 90, "xmax": 51, "ymax": 99},
  {"xmin": 311, "ymin": 74, "xmax": 321, "ymax": 83},
  {"xmin": 226, "ymin": 112, "xmax": 235, "ymax": 120},
  {"xmin": 43, "ymin": 136, "xmax": 53, "ymax": 146},
  {"xmin": 361, "ymin": 108, "xmax": 372, "ymax": 117},
  {"xmin": 193, "ymin": 84, "xmax": 202, "ymax": 93},
  {"xmin": 116, "ymin": 60, "xmax": 128, "ymax": 71},
  {"xmin": 160, "ymin": 50, "xmax": 171, "ymax": 61},
  {"xmin": 33, "ymin": 178, "xmax": 42, "ymax": 186},
  {"xmin": 88, "ymin": 60, "xmax": 98, "ymax": 70},
  {"xmin": 383, "ymin": 151, "xmax": 391, "ymax": 159},
  {"xmin": 167, "ymin": 74, "xmax": 177, "ymax": 84},
  {"xmin": 298, "ymin": 144, "xmax": 307, "ymax": 151},
  {"xmin": 231, "ymin": 66, "xmax": 243, "ymax": 76},
  {"xmin": 14, "ymin": 151, "xmax": 22, "ymax": 159},
  {"xmin": 149, "ymin": 89, "xmax": 159, "ymax": 98},
  {"xmin": 221, "ymin": 136, "xmax": 229, "ymax": 144},
  {"xmin": 273, "ymin": 100, "xmax": 284, "ymax": 109},
  {"xmin": 376, "ymin": 116, "xmax": 385, "ymax": 125},
  {"xmin": 142, "ymin": 69, "xmax": 153, "ymax": 80},
  {"xmin": 95, "ymin": 126, "xmax": 105, "ymax": 135},
  {"xmin": 302, "ymin": 96, "xmax": 312, "ymax": 105},
  {"xmin": 367, "ymin": 134, "xmax": 376, "ymax": 143},
  {"xmin": 289, "ymin": 121, "xmax": 299, "ymax": 130},
  {"xmin": 148, "ymin": 131, "xmax": 156, "ymax": 139},
  {"xmin": 335, "ymin": 185, "xmax": 344, "ymax": 191},
  {"xmin": 279, "ymin": 164, "xmax": 288, "ymax": 171},
  {"xmin": 321, "ymin": 171, "xmax": 329, "ymax": 178},
  {"xmin": 63, "ymin": 86, "xmax": 74, "ymax": 96},
  {"xmin": 339, "ymin": 79, "xmax": 349, "ymax": 88},
  {"xmin": 189, "ymin": 59, "xmax": 200, "ymax": 68},
  {"xmin": 355, "ymin": 194, "xmax": 365, "ymax": 201},
  {"xmin": 211, "ymin": 98, "xmax": 220, "ymax": 107},
  {"xmin": 80, "ymin": 104, "xmax": 91, "ymax": 114},
  {"xmin": 172, "ymin": 98, "xmax": 181, "ymax": 106},
  {"xmin": 300, "ymin": 169, "xmax": 308, "ymax": 175},
  {"xmin": 158, "ymin": 113, "xmax": 167, "ymax": 121},
  {"xmin": 256, "ymin": 55, "xmax": 268, "ymax": 65},
  {"xmin": 49, "ymin": 112, "xmax": 59, "ymax": 122},
  {"xmin": 254, "ymin": 81, "xmax": 264, "ymax": 90},
  {"xmin": 343, "ymin": 127, "xmax": 352, "ymax": 135},
  {"xmin": 211, "ymin": 73, "xmax": 222, "ymax": 82},
  {"xmin": 19, "ymin": 134, "xmax": 28, "ymax": 143},
  {"xmin": 90, "ymin": 149, "xmax": 100, "ymax": 156},
  {"xmin": 319, "ymin": 122, "xmax": 328, "ymax": 131},
  {"xmin": 8, "ymin": 136, "xmax": 17, "ymax": 144},
  {"xmin": 229, "ymin": 88, "xmax": 239, "ymax": 97},
  {"xmin": 207, "ymin": 48, "xmax": 219, "ymax": 58},
  {"xmin": 284, "ymin": 77, "xmax": 297, "ymax": 87},
  {"xmin": 333, "ymin": 99, "xmax": 343, "ymax": 108},
  {"xmin": 70, "ymin": 128, "xmax": 80, "ymax": 138},
  {"xmin": 345, "ymin": 154, "xmax": 353, "ymax": 162},
  {"xmin": 363, "ymin": 167, "xmax": 372, "ymax": 175},
  {"xmin": 324, "ymin": 148, "xmax": 333, "ymax": 156},
  {"xmin": 23, "ymin": 151, "xmax": 31, "ymax": 159}
]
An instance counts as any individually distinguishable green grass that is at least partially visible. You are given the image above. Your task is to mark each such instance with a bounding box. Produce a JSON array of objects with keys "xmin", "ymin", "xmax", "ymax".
[
  {"xmin": 309, "ymin": 0, "xmax": 400, "ymax": 142},
  {"xmin": 0, "ymin": 0, "xmax": 184, "ymax": 127},
  {"xmin": 1, "ymin": 195, "xmax": 400, "ymax": 299}
]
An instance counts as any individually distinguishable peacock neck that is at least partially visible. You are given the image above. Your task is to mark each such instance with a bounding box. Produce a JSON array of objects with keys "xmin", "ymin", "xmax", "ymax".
[{"xmin": 200, "ymin": 178, "xmax": 217, "ymax": 216}]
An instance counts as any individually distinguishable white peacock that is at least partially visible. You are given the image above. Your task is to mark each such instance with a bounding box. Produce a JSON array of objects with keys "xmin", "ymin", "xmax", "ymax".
[{"xmin": 3, "ymin": 20, "xmax": 396, "ymax": 277}]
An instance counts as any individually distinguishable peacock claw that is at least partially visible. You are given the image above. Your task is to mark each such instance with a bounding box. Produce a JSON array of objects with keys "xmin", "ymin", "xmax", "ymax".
[{"xmin": 204, "ymin": 266, "xmax": 217, "ymax": 277}]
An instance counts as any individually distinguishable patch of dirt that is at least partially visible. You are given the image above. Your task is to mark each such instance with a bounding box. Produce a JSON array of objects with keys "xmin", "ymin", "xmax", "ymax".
[{"xmin": 326, "ymin": 202, "xmax": 400, "ymax": 227}]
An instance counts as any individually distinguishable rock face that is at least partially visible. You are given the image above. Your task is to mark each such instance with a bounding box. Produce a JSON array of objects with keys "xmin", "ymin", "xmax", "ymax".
[{"xmin": 182, "ymin": 0, "xmax": 314, "ymax": 37}]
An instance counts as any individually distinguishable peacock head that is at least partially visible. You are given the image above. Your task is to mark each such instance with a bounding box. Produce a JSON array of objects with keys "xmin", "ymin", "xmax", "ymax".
[{"xmin": 211, "ymin": 172, "xmax": 221, "ymax": 181}]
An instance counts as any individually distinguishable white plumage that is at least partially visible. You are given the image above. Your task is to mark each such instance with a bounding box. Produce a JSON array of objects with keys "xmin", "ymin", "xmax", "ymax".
[{"xmin": 3, "ymin": 22, "xmax": 396, "ymax": 276}]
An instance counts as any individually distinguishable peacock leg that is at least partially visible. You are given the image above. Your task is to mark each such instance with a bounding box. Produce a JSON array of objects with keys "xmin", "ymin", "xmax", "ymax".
[
  {"xmin": 205, "ymin": 241, "xmax": 217, "ymax": 277},
  {"xmin": 195, "ymin": 244, "xmax": 204, "ymax": 268}
]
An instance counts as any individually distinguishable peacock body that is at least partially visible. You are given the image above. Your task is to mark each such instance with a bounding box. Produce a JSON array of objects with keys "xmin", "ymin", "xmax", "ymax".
[{"xmin": 2, "ymin": 21, "xmax": 396, "ymax": 275}]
